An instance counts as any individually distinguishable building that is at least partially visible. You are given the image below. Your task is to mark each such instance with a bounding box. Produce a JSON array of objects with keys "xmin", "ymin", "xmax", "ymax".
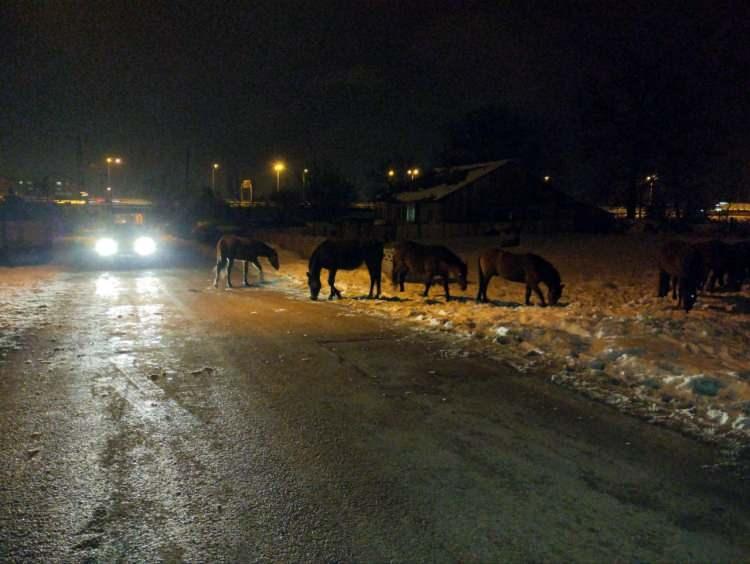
[{"xmin": 377, "ymin": 160, "xmax": 613, "ymax": 238}]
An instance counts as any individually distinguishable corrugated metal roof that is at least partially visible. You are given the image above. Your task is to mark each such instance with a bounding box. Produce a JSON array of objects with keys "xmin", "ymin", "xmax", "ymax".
[{"xmin": 393, "ymin": 160, "xmax": 513, "ymax": 203}]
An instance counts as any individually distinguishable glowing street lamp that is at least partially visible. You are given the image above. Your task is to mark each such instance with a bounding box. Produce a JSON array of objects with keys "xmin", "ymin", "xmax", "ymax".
[
  {"xmin": 407, "ymin": 168, "xmax": 420, "ymax": 182},
  {"xmin": 105, "ymin": 156, "xmax": 123, "ymax": 199},
  {"xmin": 387, "ymin": 169, "xmax": 396, "ymax": 179},
  {"xmin": 273, "ymin": 161, "xmax": 286, "ymax": 192},
  {"xmin": 543, "ymin": 175, "xmax": 551, "ymax": 182},
  {"xmin": 211, "ymin": 163, "xmax": 220, "ymax": 191}
]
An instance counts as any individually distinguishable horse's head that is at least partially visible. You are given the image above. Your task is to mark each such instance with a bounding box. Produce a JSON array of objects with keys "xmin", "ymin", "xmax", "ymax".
[
  {"xmin": 269, "ymin": 249, "xmax": 280, "ymax": 270},
  {"xmin": 548, "ymin": 283, "xmax": 564, "ymax": 306},
  {"xmin": 307, "ymin": 271, "xmax": 321, "ymax": 300}
]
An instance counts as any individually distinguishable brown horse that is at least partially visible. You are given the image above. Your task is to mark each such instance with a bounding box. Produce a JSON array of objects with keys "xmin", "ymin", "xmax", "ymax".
[
  {"xmin": 657, "ymin": 241, "xmax": 704, "ymax": 312},
  {"xmin": 692, "ymin": 240, "xmax": 742, "ymax": 291},
  {"xmin": 476, "ymin": 249, "xmax": 563, "ymax": 306},
  {"xmin": 391, "ymin": 241, "xmax": 467, "ymax": 300},
  {"xmin": 214, "ymin": 235, "xmax": 280, "ymax": 288},
  {"xmin": 307, "ymin": 239, "xmax": 384, "ymax": 300}
]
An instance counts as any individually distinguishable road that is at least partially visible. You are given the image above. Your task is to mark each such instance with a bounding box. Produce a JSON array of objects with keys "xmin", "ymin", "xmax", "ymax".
[{"xmin": 1, "ymin": 248, "xmax": 749, "ymax": 562}]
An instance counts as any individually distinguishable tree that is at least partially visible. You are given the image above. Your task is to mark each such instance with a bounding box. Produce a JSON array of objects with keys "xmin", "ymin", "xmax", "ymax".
[{"xmin": 305, "ymin": 163, "xmax": 356, "ymax": 220}]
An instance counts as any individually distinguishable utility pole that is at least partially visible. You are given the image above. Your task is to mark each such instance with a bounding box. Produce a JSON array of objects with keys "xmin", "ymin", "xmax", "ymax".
[
  {"xmin": 184, "ymin": 147, "xmax": 191, "ymax": 196},
  {"xmin": 76, "ymin": 135, "xmax": 85, "ymax": 192}
]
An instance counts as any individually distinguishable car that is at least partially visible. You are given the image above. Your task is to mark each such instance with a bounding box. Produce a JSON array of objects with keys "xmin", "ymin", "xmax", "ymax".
[{"xmin": 91, "ymin": 213, "xmax": 164, "ymax": 265}]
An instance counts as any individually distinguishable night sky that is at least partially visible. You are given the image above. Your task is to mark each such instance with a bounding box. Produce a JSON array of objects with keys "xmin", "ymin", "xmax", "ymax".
[{"xmin": 1, "ymin": 1, "xmax": 747, "ymax": 199}]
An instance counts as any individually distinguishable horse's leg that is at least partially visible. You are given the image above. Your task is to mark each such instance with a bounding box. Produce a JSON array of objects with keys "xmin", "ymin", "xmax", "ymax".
[
  {"xmin": 226, "ymin": 259, "xmax": 234, "ymax": 288},
  {"xmin": 657, "ymin": 271, "xmax": 670, "ymax": 297},
  {"xmin": 671, "ymin": 276, "xmax": 678, "ymax": 300},
  {"xmin": 376, "ymin": 266, "xmax": 382, "ymax": 298},
  {"xmin": 423, "ymin": 274, "xmax": 433, "ymax": 297},
  {"xmin": 532, "ymin": 283, "xmax": 547, "ymax": 307},
  {"xmin": 243, "ymin": 261, "xmax": 250, "ymax": 287},
  {"xmin": 443, "ymin": 277, "xmax": 451, "ymax": 301},
  {"xmin": 366, "ymin": 265, "xmax": 375, "ymax": 298},
  {"xmin": 252, "ymin": 258, "xmax": 264, "ymax": 283},
  {"xmin": 399, "ymin": 269, "xmax": 406, "ymax": 292},
  {"xmin": 328, "ymin": 269, "xmax": 339, "ymax": 299},
  {"xmin": 476, "ymin": 272, "xmax": 484, "ymax": 303},
  {"xmin": 524, "ymin": 285, "xmax": 532, "ymax": 305},
  {"xmin": 214, "ymin": 258, "xmax": 225, "ymax": 288}
]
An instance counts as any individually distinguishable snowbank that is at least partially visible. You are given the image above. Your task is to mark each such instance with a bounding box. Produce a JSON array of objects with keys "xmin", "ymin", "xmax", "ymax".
[{"xmin": 263, "ymin": 233, "xmax": 750, "ymax": 447}]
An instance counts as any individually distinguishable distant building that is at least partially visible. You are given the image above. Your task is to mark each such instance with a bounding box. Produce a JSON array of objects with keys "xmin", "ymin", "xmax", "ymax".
[{"xmin": 377, "ymin": 160, "xmax": 613, "ymax": 237}]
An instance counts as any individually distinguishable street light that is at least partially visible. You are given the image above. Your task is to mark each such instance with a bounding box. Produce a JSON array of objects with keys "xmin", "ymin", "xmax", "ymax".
[
  {"xmin": 543, "ymin": 175, "xmax": 551, "ymax": 182},
  {"xmin": 211, "ymin": 163, "xmax": 220, "ymax": 191},
  {"xmin": 407, "ymin": 168, "xmax": 420, "ymax": 182},
  {"xmin": 273, "ymin": 161, "xmax": 285, "ymax": 192},
  {"xmin": 105, "ymin": 156, "xmax": 123, "ymax": 199}
]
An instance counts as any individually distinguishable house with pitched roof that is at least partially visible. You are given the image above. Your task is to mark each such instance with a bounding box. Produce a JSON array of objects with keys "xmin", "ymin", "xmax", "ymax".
[{"xmin": 377, "ymin": 160, "xmax": 613, "ymax": 238}]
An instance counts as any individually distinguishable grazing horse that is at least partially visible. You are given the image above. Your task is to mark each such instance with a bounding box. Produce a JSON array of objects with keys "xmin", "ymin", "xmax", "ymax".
[
  {"xmin": 730, "ymin": 241, "xmax": 750, "ymax": 287},
  {"xmin": 476, "ymin": 248, "xmax": 564, "ymax": 306},
  {"xmin": 214, "ymin": 235, "xmax": 280, "ymax": 288},
  {"xmin": 657, "ymin": 240, "xmax": 704, "ymax": 312},
  {"xmin": 307, "ymin": 239, "xmax": 384, "ymax": 300},
  {"xmin": 391, "ymin": 241, "xmax": 468, "ymax": 300},
  {"xmin": 692, "ymin": 240, "xmax": 741, "ymax": 291}
]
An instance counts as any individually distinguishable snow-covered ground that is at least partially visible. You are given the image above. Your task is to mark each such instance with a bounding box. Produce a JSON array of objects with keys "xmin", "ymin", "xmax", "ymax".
[{"xmin": 255, "ymin": 233, "xmax": 750, "ymax": 447}]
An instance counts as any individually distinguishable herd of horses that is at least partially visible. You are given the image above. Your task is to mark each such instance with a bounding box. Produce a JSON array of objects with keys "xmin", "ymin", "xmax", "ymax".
[
  {"xmin": 658, "ymin": 239, "xmax": 750, "ymax": 312},
  {"xmin": 213, "ymin": 234, "xmax": 750, "ymax": 313},
  {"xmin": 213, "ymin": 235, "xmax": 564, "ymax": 306}
]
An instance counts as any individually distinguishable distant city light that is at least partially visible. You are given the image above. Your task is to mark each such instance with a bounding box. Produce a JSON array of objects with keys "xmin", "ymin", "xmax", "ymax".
[{"xmin": 543, "ymin": 175, "xmax": 551, "ymax": 182}]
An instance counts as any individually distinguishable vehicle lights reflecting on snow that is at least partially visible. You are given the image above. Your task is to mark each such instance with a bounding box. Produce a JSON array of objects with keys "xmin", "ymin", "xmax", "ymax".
[
  {"xmin": 133, "ymin": 236, "xmax": 157, "ymax": 256},
  {"xmin": 135, "ymin": 274, "xmax": 159, "ymax": 295},
  {"xmin": 95, "ymin": 238, "xmax": 118, "ymax": 257},
  {"xmin": 95, "ymin": 274, "xmax": 120, "ymax": 297}
]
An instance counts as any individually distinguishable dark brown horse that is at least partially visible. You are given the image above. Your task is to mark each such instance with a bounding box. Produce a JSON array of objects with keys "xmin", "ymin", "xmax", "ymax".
[
  {"xmin": 692, "ymin": 240, "xmax": 742, "ymax": 291},
  {"xmin": 214, "ymin": 235, "xmax": 279, "ymax": 288},
  {"xmin": 657, "ymin": 241, "xmax": 704, "ymax": 312},
  {"xmin": 391, "ymin": 241, "xmax": 467, "ymax": 300},
  {"xmin": 307, "ymin": 239, "xmax": 384, "ymax": 300},
  {"xmin": 730, "ymin": 241, "xmax": 750, "ymax": 287},
  {"xmin": 476, "ymin": 249, "xmax": 563, "ymax": 306}
]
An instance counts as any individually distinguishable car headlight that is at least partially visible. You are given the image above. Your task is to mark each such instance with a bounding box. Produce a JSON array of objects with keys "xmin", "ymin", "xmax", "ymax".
[
  {"xmin": 133, "ymin": 236, "xmax": 156, "ymax": 256},
  {"xmin": 95, "ymin": 238, "xmax": 118, "ymax": 257}
]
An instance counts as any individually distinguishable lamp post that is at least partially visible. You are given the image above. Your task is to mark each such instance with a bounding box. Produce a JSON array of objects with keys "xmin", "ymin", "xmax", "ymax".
[
  {"xmin": 211, "ymin": 163, "xmax": 220, "ymax": 191},
  {"xmin": 273, "ymin": 161, "xmax": 285, "ymax": 192},
  {"xmin": 105, "ymin": 157, "xmax": 122, "ymax": 200},
  {"xmin": 302, "ymin": 168, "xmax": 309, "ymax": 201}
]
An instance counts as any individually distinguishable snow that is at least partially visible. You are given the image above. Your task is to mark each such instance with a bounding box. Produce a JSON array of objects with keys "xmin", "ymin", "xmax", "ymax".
[{"xmin": 266, "ymin": 233, "xmax": 750, "ymax": 446}]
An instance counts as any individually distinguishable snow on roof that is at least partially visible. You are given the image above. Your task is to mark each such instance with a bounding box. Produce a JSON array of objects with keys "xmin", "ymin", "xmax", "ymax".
[{"xmin": 393, "ymin": 160, "xmax": 514, "ymax": 203}]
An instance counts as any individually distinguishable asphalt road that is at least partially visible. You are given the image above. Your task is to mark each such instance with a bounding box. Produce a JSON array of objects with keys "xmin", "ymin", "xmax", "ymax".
[{"xmin": 1, "ymin": 249, "xmax": 749, "ymax": 562}]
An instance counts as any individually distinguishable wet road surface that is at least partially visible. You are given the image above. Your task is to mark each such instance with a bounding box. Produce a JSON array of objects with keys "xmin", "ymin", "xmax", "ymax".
[{"xmin": 1, "ymin": 253, "xmax": 750, "ymax": 561}]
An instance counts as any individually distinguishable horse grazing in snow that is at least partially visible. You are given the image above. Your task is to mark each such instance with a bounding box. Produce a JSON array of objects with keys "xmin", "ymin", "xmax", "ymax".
[
  {"xmin": 391, "ymin": 241, "xmax": 468, "ymax": 301},
  {"xmin": 214, "ymin": 235, "xmax": 279, "ymax": 288},
  {"xmin": 657, "ymin": 240, "xmax": 704, "ymax": 312},
  {"xmin": 306, "ymin": 239, "xmax": 384, "ymax": 300},
  {"xmin": 476, "ymin": 248, "xmax": 564, "ymax": 306}
]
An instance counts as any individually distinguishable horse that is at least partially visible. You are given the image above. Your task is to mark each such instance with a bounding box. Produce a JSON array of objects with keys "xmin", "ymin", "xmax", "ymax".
[
  {"xmin": 657, "ymin": 240, "xmax": 705, "ymax": 312},
  {"xmin": 476, "ymin": 248, "xmax": 564, "ymax": 307},
  {"xmin": 692, "ymin": 240, "xmax": 741, "ymax": 291},
  {"xmin": 730, "ymin": 241, "xmax": 750, "ymax": 288},
  {"xmin": 391, "ymin": 241, "xmax": 467, "ymax": 301},
  {"xmin": 214, "ymin": 235, "xmax": 280, "ymax": 288},
  {"xmin": 306, "ymin": 239, "xmax": 384, "ymax": 300}
]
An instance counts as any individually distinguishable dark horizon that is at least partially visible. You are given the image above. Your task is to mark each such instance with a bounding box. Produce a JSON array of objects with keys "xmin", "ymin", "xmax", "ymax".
[{"xmin": 1, "ymin": 1, "xmax": 748, "ymax": 202}]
